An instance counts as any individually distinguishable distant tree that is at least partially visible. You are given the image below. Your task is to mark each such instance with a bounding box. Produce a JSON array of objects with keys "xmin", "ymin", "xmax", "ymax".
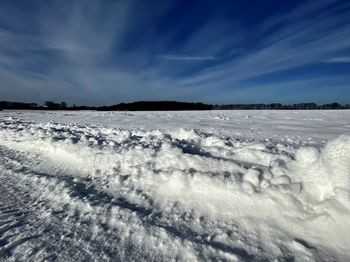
[
  {"xmin": 44, "ymin": 101, "xmax": 60, "ymax": 110},
  {"xmin": 330, "ymin": 102, "xmax": 341, "ymax": 109},
  {"xmin": 45, "ymin": 101, "xmax": 53, "ymax": 107},
  {"xmin": 60, "ymin": 101, "xmax": 67, "ymax": 109}
]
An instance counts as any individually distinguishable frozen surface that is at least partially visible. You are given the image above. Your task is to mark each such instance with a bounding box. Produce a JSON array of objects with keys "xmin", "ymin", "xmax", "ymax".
[{"xmin": 0, "ymin": 110, "xmax": 350, "ymax": 261}]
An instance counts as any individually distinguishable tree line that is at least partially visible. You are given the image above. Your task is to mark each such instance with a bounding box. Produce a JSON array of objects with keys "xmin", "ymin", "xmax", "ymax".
[
  {"xmin": 212, "ymin": 102, "xmax": 350, "ymax": 110},
  {"xmin": 0, "ymin": 101, "xmax": 95, "ymax": 110},
  {"xmin": 1, "ymin": 100, "xmax": 350, "ymax": 111},
  {"xmin": 97, "ymin": 101, "xmax": 212, "ymax": 111}
]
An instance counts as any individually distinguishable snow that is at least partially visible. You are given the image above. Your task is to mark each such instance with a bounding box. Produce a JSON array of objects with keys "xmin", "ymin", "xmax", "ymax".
[{"xmin": 0, "ymin": 110, "xmax": 350, "ymax": 261}]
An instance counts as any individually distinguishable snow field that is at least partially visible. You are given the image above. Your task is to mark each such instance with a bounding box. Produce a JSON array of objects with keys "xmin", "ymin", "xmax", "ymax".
[{"xmin": 0, "ymin": 111, "xmax": 350, "ymax": 261}]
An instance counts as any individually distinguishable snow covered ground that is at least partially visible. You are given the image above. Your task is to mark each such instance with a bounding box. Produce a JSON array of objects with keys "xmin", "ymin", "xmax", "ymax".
[{"xmin": 0, "ymin": 110, "xmax": 350, "ymax": 261}]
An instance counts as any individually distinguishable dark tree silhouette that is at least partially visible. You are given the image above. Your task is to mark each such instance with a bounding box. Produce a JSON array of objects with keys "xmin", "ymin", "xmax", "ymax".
[
  {"xmin": 0, "ymin": 100, "xmax": 349, "ymax": 111},
  {"xmin": 45, "ymin": 101, "xmax": 60, "ymax": 110},
  {"xmin": 60, "ymin": 102, "xmax": 68, "ymax": 109},
  {"xmin": 97, "ymin": 101, "xmax": 212, "ymax": 111}
]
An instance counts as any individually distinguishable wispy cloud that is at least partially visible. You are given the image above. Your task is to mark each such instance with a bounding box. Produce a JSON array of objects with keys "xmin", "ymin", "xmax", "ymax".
[
  {"xmin": 326, "ymin": 57, "xmax": 350, "ymax": 63},
  {"xmin": 179, "ymin": 0, "xmax": 350, "ymax": 91},
  {"xmin": 0, "ymin": 0, "xmax": 349, "ymax": 104},
  {"xmin": 160, "ymin": 54, "xmax": 219, "ymax": 61}
]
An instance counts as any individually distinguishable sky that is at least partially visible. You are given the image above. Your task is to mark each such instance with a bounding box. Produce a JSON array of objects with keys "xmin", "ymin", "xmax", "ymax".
[{"xmin": 0, "ymin": 0, "xmax": 349, "ymax": 106}]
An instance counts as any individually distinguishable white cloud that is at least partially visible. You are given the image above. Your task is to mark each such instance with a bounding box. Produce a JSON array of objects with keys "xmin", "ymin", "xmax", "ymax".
[
  {"xmin": 179, "ymin": 0, "xmax": 350, "ymax": 88},
  {"xmin": 326, "ymin": 57, "xmax": 350, "ymax": 63},
  {"xmin": 160, "ymin": 54, "xmax": 219, "ymax": 61}
]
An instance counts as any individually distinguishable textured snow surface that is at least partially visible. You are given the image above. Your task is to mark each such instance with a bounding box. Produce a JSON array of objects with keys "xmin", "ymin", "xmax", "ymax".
[{"xmin": 0, "ymin": 110, "xmax": 350, "ymax": 261}]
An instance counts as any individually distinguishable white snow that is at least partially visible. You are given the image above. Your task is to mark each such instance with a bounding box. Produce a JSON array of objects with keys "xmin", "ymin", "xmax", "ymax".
[{"xmin": 0, "ymin": 110, "xmax": 350, "ymax": 261}]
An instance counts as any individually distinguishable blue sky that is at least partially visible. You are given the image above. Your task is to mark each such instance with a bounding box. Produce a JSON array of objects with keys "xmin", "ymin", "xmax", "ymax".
[{"xmin": 0, "ymin": 0, "xmax": 349, "ymax": 105}]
